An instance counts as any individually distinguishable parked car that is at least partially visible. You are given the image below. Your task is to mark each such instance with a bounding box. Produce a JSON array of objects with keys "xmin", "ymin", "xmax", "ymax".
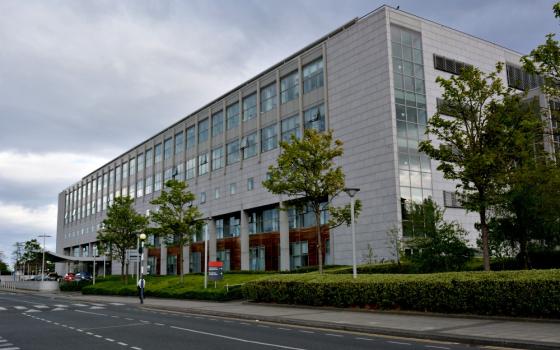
[
  {"xmin": 74, "ymin": 272, "xmax": 92, "ymax": 281},
  {"xmin": 63, "ymin": 272, "xmax": 76, "ymax": 282},
  {"xmin": 46, "ymin": 273, "xmax": 61, "ymax": 281}
]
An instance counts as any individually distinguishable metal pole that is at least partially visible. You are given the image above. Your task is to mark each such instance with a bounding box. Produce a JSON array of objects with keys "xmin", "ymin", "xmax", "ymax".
[
  {"xmin": 103, "ymin": 255, "xmax": 106, "ymax": 277},
  {"xmin": 204, "ymin": 224, "xmax": 208, "ymax": 289},
  {"xmin": 140, "ymin": 240, "xmax": 145, "ymax": 304},
  {"xmin": 38, "ymin": 234, "xmax": 51, "ymax": 282},
  {"xmin": 350, "ymin": 197, "xmax": 357, "ymax": 279}
]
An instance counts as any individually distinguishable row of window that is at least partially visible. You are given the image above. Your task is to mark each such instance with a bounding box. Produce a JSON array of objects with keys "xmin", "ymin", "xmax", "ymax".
[{"xmin": 64, "ymin": 104, "xmax": 326, "ymax": 221}]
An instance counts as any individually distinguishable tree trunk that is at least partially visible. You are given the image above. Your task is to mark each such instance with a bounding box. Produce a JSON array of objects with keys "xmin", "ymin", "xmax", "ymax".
[
  {"xmin": 315, "ymin": 210, "xmax": 323, "ymax": 274},
  {"xmin": 519, "ymin": 229, "xmax": 529, "ymax": 270},
  {"xmin": 480, "ymin": 208, "xmax": 491, "ymax": 271}
]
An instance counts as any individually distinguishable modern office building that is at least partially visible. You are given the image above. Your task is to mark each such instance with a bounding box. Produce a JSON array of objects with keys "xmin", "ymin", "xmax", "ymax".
[{"xmin": 56, "ymin": 5, "xmax": 551, "ymax": 275}]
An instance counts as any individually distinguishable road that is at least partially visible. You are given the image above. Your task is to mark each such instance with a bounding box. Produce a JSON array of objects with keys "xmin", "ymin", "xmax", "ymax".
[{"xmin": 0, "ymin": 291, "xmax": 499, "ymax": 350}]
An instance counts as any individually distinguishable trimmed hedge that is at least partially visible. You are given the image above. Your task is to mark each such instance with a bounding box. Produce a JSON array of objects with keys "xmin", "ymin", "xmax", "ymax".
[
  {"xmin": 59, "ymin": 280, "xmax": 92, "ymax": 291},
  {"xmin": 242, "ymin": 269, "xmax": 560, "ymax": 317}
]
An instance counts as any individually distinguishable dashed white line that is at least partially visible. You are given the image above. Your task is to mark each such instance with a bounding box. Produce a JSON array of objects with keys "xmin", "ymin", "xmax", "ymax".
[
  {"xmin": 125, "ymin": 318, "xmax": 133, "ymax": 321},
  {"xmin": 299, "ymin": 330, "xmax": 314, "ymax": 334},
  {"xmin": 117, "ymin": 342, "xmax": 127, "ymax": 346},
  {"xmin": 388, "ymin": 341, "xmax": 411, "ymax": 346},
  {"xmin": 355, "ymin": 337, "xmax": 373, "ymax": 341},
  {"xmin": 240, "ymin": 322, "xmax": 250, "ymax": 326},
  {"xmin": 257, "ymin": 325, "xmax": 270, "ymax": 328},
  {"xmin": 131, "ymin": 347, "xmax": 142, "ymax": 350},
  {"xmin": 277, "ymin": 328, "xmax": 291, "ymax": 331},
  {"xmin": 154, "ymin": 323, "xmax": 164, "ymax": 326},
  {"xmin": 105, "ymin": 338, "xmax": 115, "ymax": 342},
  {"xmin": 86, "ymin": 332, "xmax": 94, "ymax": 335},
  {"xmin": 425, "ymin": 346, "xmax": 450, "ymax": 350},
  {"xmin": 94, "ymin": 335, "xmax": 102, "ymax": 338},
  {"xmin": 325, "ymin": 333, "xmax": 342, "ymax": 337}
]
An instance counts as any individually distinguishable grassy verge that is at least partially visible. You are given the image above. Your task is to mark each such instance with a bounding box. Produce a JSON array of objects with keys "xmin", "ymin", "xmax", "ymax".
[
  {"xmin": 81, "ymin": 273, "xmax": 269, "ymax": 301},
  {"xmin": 242, "ymin": 269, "xmax": 560, "ymax": 317}
]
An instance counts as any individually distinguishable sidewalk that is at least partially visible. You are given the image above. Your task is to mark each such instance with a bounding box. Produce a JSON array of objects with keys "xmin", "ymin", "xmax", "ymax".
[{"xmin": 38, "ymin": 292, "xmax": 560, "ymax": 349}]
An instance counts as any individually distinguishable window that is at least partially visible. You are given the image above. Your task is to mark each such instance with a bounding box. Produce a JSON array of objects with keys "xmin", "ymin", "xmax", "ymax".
[
  {"xmin": 129, "ymin": 159, "xmax": 136, "ymax": 178},
  {"xmin": 260, "ymin": 83, "xmax": 276, "ymax": 113},
  {"xmin": 226, "ymin": 102, "xmax": 240, "ymax": 130},
  {"xmin": 281, "ymin": 115, "xmax": 301, "ymax": 142},
  {"xmin": 303, "ymin": 58, "xmax": 323, "ymax": 93},
  {"xmin": 242, "ymin": 132, "xmax": 258, "ymax": 159},
  {"xmin": 280, "ymin": 70, "xmax": 299, "ymax": 104},
  {"xmin": 303, "ymin": 104, "xmax": 325, "ymax": 131},
  {"xmin": 167, "ymin": 255, "xmax": 177, "ymax": 275},
  {"xmin": 212, "ymin": 147, "xmax": 224, "ymax": 171},
  {"xmin": 229, "ymin": 182, "xmax": 237, "ymax": 195},
  {"xmin": 176, "ymin": 163, "xmax": 184, "ymax": 181},
  {"xmin": 164, "ymin": 137, "xmax": 173, "ymax": 160},
  {"xmin": 228, "ymin": 216, "xmax": 240, "ymax": 237},
  {"xmin": 103, "ymin": 173, "xmax": 108, "ymax": 189},
  {"xmin": 217, "ymin": 250, "xmax": 231, "ymax": 272},
  {"xmin": 216, "ymin": 219, "xmax": 224, "ymax": 239},
  {"xmin": 214, "ymin": 188, "xmax": 220, "ymax": 199},
  {"xmin": 261, "ymin": 124, "xmax": 277, "ymax": 152},
  {"xmin": 433, "ymin": 54, "xmax": 472, "ymax": 75},
  {"xmin": 226, "ymin": 139, "xmax": 240, "ymax": 164},
  {"xmin": 154, "ymin": 172, "xmax": 162, "ymax": 192},
  {"xmin": 242, "ymin": 93, "xmax": 257, "ymax": 121},
  {"xmin": 164, "ymin": 167, "xmax": 173, "ymax": 182},
  {"xmin": 506, "ymin": 63, "xmax": 543, "ymax": 91},
  {"xmin": 247, "ymin": 177, "xmax": 254, "ymax": 191},
  {"xmin": 108, "ymin": 170, "xmax": 114, "ymax": 189},
  {"xmin": 145, "ymin": 148, "xmax": 153, "ymax": 169},
  {"xmin": 145, "ymin": 176, "xmax": 153, "ymax": 195},
  {"xmin": 443, "ymin": 191, "xmax": 463, "ymax": 208},
  {"xmin": 262, "ymin": 208, "xmax": 279, "ymax": 232},
  {"xmin": 249, "ymin": 246, "xmax": 265, "ymax": 271},
  {"xmin": 290, "ymin": 241, "xmax": 308, "ymax": 269},
  {"xmin": 186, "ymin": 126, "xmax": 196, "ymax": 149},
  {"xmin": 212, "ymin": 110, "xmax": 224, "ymax": 137},
  {"xmin": 175, "ymin": 131, "xmax": 184, "ymax": 155},
  {"xmin": 129, "ymin": 183, "xmax": 135, "ymax": 199},
  {"xmin": 137, "ymin": 153, "xmax": 144, "ymax": 171},
  {"xmin": 200, "ymin": 191, "xmax": 206, "ymax": 204},
  {"xmin": 198, "ymin": 153, "xmax": 209, "ymax": 175},
  {"xmin": 186, "ymin": 157, "xmax": 196, "ymax": 179},
  {"xmin": 136, "ymin": 179, "xmax": 143, "ymax": 197},
  {"xmin": 154, "ymin": 143, "xmax": 162, "ymax": 163},
  {"xmin": 198, "ymin": 118, "xmax": 209, "ymax": 144}
]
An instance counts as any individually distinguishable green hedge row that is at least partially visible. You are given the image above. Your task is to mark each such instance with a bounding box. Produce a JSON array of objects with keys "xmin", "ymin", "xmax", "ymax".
[
  {"xmin": 59, "ymin": 280, "xmax": 92, "ymax": 291},
  {"xmin": 242, "ymin": 270, "xmax": 560, "ymax": 317}
]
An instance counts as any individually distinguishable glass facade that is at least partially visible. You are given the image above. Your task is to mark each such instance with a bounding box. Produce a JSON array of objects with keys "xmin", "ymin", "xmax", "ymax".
[
  {"xmin": 226, "ymin": 102, "xmax": 240, "ymax": 130},
  {"xmin": 391, "ymin": 25, "xmax": 433, "ymax": 235}
]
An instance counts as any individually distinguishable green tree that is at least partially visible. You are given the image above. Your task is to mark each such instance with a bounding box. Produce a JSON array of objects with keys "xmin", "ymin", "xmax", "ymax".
[
  {"xmin": 522, "ymin": 2, "xmax": 560, "ymax": 99},
  {"xmin": 20, "ymin": 239, "xmax": 42, "ymax": 274},
  {"xmin": 263, "ymin": 129, "xmax": 360, "ymax": 274},
  {"xmin": 405, "ymin": 199, "xmax": 474, "ymax": 272},
  {"xmin": 0, "ymin": 251, "xmax": 10, "ymax": 274},
  {"xmin": 97, "ymin": 196, "xmax": 148, "ymax": 283},
  {"xmin": 150, "ymin": 179, "xmax": 204, "ymax": 283},
  {"xmin": 419, "ymin": 64, "xmax": 535, "ymax": 271}
]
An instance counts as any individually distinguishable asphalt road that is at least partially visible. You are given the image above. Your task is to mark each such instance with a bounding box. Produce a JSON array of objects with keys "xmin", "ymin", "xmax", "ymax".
[{"xmin": 0, "ymin": 291, "xmax": 495, "ymax": 350}]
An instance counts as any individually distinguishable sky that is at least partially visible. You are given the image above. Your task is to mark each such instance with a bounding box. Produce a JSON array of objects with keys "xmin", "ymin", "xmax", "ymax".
[{"xmin": 0, "ymin": 0, "xmax": 558, "ymax": 266}]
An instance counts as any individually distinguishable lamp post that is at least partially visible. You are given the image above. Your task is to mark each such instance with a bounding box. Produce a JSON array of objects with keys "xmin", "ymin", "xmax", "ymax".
[
  {"xmin": 202, "ymin": 216, "xmax": 212, "ymax": 289},
  {"xmin": 344, "ymin": 188, "xmax": 360, "ymax": 279},
  {"xmin": 138, "ymin": 233, "xmax": 147, "ymax": 304},
  {"xmin": 38, "ymin": 234, "xmax": 52, "ymax": 282}
]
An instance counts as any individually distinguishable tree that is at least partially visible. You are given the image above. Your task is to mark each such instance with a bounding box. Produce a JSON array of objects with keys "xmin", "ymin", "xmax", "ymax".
[
  {"xmin": 19, "ymin": 239, "xmax": 42, "ymax": 275},
  {"xmin": 419, "ymin": 63, "xmax": 535, "ymax": 271},
  {"xmin": 0, "ymin": 251, "xmax": 10, "ymax": 275},
  {"xmin": 149, "ymin": 179, "xmax": 204, "ymax": 283},
  {"xmin": 522, "ymin": 2, "xmax": 560, "ymax": 99},
  {"xmin": 263, "ymin": 129, "xmax": 360, "ymax": 274},
  {"xmin": 97, "ymin": 196, "xmax": 148, "ymax": 283},
  {"xmin": 405, "ymin": 199, "xmax": 474, "ymax": 272}
]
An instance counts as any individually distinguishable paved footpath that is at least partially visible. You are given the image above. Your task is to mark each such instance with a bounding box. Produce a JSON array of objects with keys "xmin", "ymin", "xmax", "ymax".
[{"xmin": 8, "ymin": 290, "xmax": 560, "ymax": 350}]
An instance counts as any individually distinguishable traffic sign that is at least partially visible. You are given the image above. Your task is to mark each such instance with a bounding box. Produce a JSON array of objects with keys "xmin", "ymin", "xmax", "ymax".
[{"xmin": 208, "ymin": 261, "xmax": 224, "ymax": 281}]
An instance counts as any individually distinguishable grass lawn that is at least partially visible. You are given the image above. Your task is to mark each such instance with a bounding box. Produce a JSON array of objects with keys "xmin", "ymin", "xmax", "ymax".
[{"xmin": 80, "ymin": 273, "xmax": 270, "ymax": 301}]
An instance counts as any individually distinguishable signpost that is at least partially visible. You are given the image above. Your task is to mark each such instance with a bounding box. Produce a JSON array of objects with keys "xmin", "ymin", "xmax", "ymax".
[{"xmin": 208, "ymin": 261, "xmax": 223, "ymax": 288}]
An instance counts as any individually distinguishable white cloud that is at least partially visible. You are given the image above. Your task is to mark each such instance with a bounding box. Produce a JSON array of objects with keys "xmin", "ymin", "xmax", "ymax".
[
  {"xmin": 0, "ymin": 151, "xmax": 109, "ymax": 185},
  {"xmin": 0, "ymin": 201, "xmax": 57, "ymax": 233}
]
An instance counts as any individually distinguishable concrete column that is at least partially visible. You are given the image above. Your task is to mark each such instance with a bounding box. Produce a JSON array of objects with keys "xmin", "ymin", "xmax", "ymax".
[
  {"xmin": 160, "ymin": 240, "xmax": 167, "ymax": 275},
  {"xmin": 240, "ymin": 210, "xmax": 250, "ymax": 270},
  {"xmin": 279, "ymin": 201, "xmax": 290, "ymax": 271},
  {"xmin": 182, "ymin": 244, "xmax": 190, "ymax": 274},
  {"xmin": 208, "ymin": 219, "xmax": 217, "ymax": 262}
]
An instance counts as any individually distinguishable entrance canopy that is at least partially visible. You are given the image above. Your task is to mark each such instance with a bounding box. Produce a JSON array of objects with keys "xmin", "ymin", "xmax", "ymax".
[{"xmin": 44, "ymin": 250, "xmax": 105, "ymax": 263}]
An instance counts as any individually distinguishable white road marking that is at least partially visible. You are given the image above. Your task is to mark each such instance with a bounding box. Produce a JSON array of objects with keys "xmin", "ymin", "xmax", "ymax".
[
  {"xmin": 277, "ymin": 328, "xmax": 291, "ymax": 331},
  {"xmin": 388, "ymin": 341, "xmax": 411, "ymax": 346},
  {"xmin": 240, "ymin": 322, "xmax": 250, "ymax": 326},
  {"xmin": 154, "ymin": 323, "xmax": 164, "ymax": 326},
  {"xmin": 86, "ymin": 332, "xmax": 94, "ymax": 335},
  {"xmin": 356, "ymin": 337, "xmax": 373, "ymax": 341},
  {"xmin": 299, "ymin": 330, "xmax": 314, "ymax": 334},
  {"xmin": 125, "ymin": 318, "xmax": 133, "ymax": 321},
  {"xmin": 109, "ymin": 303, "xmax": 125, "ymax": 306},
  {"xmin": 33, "ymin": 305, "xmax": 49, "ymax": 309},
  {"xmin": 117, "ymin": 342, "xmax": 127, "ymax": 346},
  {"xmin": 94, "ymin": 335, "xmax": 102, "ymax": 338},
  {"xmin": 52, "ymin": 308, "xmax": 66, "ymax": 311},
  {"xmin": 72, "ymin": 303, "xmax": 88, "ymax": 307},
  {"xmin": 0, "ymin": 344, "xmax": 14, "ymax": 347},
  {"xmin": 257, "ymin": 325, "xmax": 270, "ymax": 328},
  {"xmin": 112, "ymin": 315, "xmax": 119, "ymax": 318},
  {"xmin": 13, "ymin": 306, "xmax": 26, "ymax": 310},
  {"xmin": 54, "ymin": 304, "xmax": 69, "ymax": 308},
  {"xmin": 75, "ymin": 310, "xmax": 107, "ymax": 316},
  {"xmin": 0, "ymin": 307, "xmax": 6, "ymax": 310},
  {"xmin": 105, "ymin": 338, "xmax": 115, "ymax": 342},
  {"xmin": 131, "ymin": 347, "xmax": 142, "ymax": 350},
  {"xmin": 24, "ymin": 309, "xmax": 40, "ymax": 313},
  {"xmin": 54, "ymin": 322, "xmax": 60, "ymax": 325},
  {"xmin": 170, "ymin": 325, "xmax": 306, "ymax": 350},
  {"xmin": 325, "ymin": 334, "xmax": 342, "ymax": 337},
  {"xmin": 90, "ymin": 306, "xmax": 105, "ymax": 310},
  {"xmin": 0, "ymin": 347, "xmax": 19, "ymax": 350},
  {"xmin": 425, "ymin": 346, "xmax": 450, "ymax": 350}
]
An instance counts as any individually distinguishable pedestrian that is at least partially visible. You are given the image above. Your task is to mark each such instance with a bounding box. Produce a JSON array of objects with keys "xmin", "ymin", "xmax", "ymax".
[{"xmin": 137, "ymin": 277, "xmax": 146, "ymax": 303}]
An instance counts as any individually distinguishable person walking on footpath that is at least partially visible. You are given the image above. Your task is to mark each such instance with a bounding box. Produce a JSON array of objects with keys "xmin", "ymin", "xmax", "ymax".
[{"xmin": 137, "ymin": 277, "xmax": 146, "ymax": 304}]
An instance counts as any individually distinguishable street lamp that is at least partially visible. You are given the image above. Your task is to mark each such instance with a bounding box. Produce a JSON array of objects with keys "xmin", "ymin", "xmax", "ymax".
[
  {"xmin": 202, "ymin": 217, "xmax": 212, "ymax": 289},
  {"xmin": 138, "ymin": 233, "xmax": 147, "ymax": 304},
  {"xmin": 38, "ymin": 234, "xmax": 52, "ymax": 282},
  {"xmin": 343, "ymin": 188, "xmax": 360, "ymax": 279}
]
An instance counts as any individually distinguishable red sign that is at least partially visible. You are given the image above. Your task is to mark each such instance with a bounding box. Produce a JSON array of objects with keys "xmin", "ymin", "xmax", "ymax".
[{"xmin": 209, "ymin": 261, "xmax": 223, "ymax": 268}]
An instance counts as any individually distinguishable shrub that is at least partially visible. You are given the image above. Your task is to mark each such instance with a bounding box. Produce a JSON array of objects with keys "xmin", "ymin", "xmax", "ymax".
[
  {"xmin": 59, "ymin": 280, "xmax": 92, "ymax": 292},
  {"xmin": 242, "ymin": 270, "xmax": 560, "ymax": 317}
]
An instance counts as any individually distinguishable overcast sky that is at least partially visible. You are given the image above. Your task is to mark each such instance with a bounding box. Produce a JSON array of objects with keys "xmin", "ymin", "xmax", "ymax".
[{"xmin": 0, "ymin": 0, "xmax": 557, "ymax": 266}]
